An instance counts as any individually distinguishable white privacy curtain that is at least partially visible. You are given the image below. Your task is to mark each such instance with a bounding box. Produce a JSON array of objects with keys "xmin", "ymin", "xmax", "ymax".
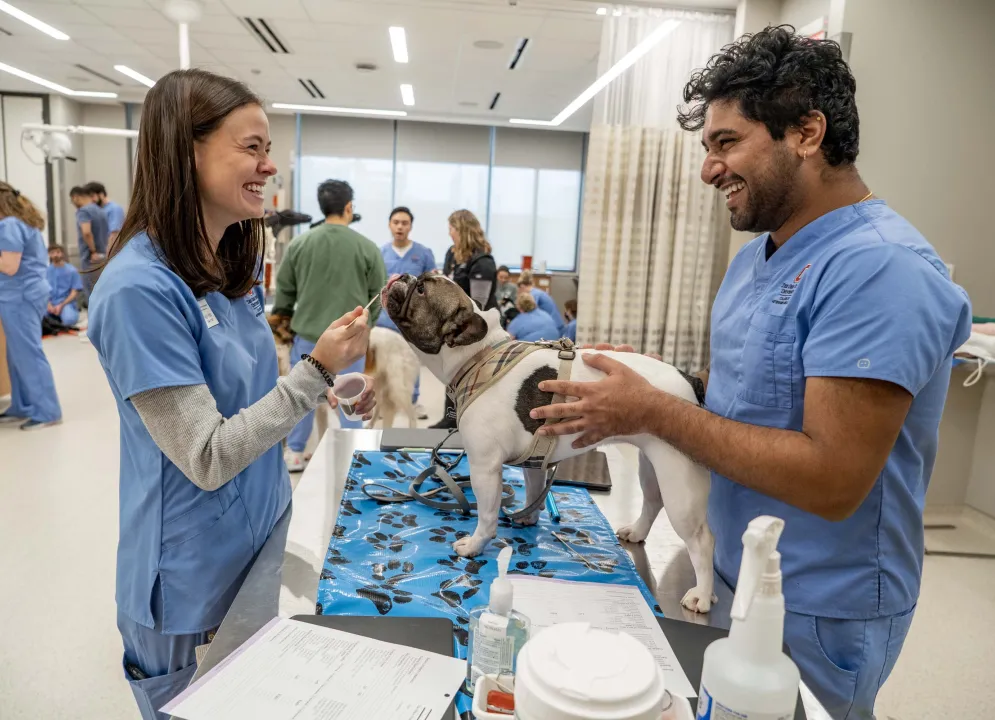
[{"xmin": 576, "ymin": 9, "xmax": 734, "ymax": 371}]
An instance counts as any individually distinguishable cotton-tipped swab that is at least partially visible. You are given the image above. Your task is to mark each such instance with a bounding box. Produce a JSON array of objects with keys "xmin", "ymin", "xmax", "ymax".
[{"xmin": 348, "ymin": 292, "xmax": 383, "ymax": 328}]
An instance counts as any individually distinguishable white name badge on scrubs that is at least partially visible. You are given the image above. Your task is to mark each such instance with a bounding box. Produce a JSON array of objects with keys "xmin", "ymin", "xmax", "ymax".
[{"xmin": 198, "ymin": 298, "xmax": 219, "ymax": 328}]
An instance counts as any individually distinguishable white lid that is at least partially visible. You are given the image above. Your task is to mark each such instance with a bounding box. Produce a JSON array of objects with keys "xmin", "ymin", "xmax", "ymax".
[{"xmin": 515, "ymin": 623, "xmax": 665, "ymax": 720}]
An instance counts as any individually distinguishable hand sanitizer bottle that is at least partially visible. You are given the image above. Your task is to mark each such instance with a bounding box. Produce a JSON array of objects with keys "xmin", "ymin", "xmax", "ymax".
[
  {"xmin": 465, "ymin": 546, "xmax": 531, "ymax": 695},
  {"xmin": 698, "ymin": 516, "xmax": 800, "ymax": 720}
]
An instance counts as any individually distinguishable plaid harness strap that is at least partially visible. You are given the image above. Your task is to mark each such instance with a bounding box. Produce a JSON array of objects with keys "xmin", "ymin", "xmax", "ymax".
[{"xmin": 446, "ymin": 337, "xmax": 577, "ymax": 470}]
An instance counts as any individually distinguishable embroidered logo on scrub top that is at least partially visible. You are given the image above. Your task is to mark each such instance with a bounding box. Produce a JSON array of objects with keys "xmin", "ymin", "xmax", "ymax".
[
  {"xmin": 246, "ymin": 292, "xmax": 264, "ymax": 317},
  {"xmin": 773, "ymin": 263, "xmax": 813, "ymax": 307},
  {"xmin": 857, "ymin": 358, "xmax": 872, "ymax": 369}
]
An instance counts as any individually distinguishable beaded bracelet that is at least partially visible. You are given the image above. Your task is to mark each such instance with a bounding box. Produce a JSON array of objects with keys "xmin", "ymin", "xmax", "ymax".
[{"xmin": 301, "ymin": 354, "xmax": 335, "ymax": 387}]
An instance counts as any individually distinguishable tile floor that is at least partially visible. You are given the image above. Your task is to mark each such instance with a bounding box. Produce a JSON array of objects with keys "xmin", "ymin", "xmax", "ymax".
[{"xmin": 1, "ymin": 332, "xmax": 994, "ymax": 718}]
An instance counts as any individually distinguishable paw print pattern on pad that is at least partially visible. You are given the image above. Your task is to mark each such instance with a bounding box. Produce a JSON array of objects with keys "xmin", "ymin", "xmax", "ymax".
[
  {"xmin": 356, "ymin": 560, "xmax": 416, "ymax": 615},
  {"xmin": 378, "ymin": 509, "xmax": 419, "ymax": 529},
  {"xmin": 428, "ymin": 526, "xmax": 470, "ymax": 544},
  {"xmin": 364, "ymin": 531, "xmax": 407, "ymax": 553}
]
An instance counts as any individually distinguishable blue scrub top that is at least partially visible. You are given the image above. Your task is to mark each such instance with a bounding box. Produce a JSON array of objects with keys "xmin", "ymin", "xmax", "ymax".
[
  {"xmin": 707, "ymin": 200, "xmax": 971, "ymax": 620},
  {"xmin": 89, "ymin": 232, "xmax": 291, "ymax": 633},
  {"xmin": 377, "ymin": 240, "xmax": 437, "ymax": 332},
  {"xmin": 564, "ymin": 318, "xmax": 577, "ymax": 342},
  {"xmin": 0, "ymin": 216, "xmax": 49, "ymax": 302},
  {"xmin": 507, "ymin": 308, "xmax": 560, "ymax": 342},
  {"xmin": 531, "ymin": 288, "xmax": 565, "ymax": 334},
  {"xmin": 103, "ymin": 200, "xmax": 125, "ymax": 234},
  {"xmin": 76, "ymin": 202, "xmax": 109, "ymax": 262},
  {"xmin": 47, "ymin": 263, "xmax": 83, "ymax": 305}
]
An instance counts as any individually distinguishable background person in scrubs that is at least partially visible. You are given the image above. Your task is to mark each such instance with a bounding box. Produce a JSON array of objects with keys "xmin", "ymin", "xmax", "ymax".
[
  {"xmin": 87, "ymin": 69, "xmax": 374, "ymax": 720},
  {"xmin": 530, "ymin": 26, "xmax": 972, "ymax": 719},
  {"xmin": 46, "ymin": 245, "xmax": 83, "ymax": 327},
  {"xmin": 377, "ymin": 206, "xmax": 435, "ymax": 419},
  {"xmin": 274, "ymin": 179, "xmax": 386, "ymax": 471},
  {"xmin": 69, "ymin": 185, "xmax": 109, "ymax": 304},
  {"xmin": 85, "ymin": 181, "xmax": 125, "ymax": 248},
  {"xmin": 0, "ymin": 183, "xmax": 62, "ymax": 431},
  {"xmin": 507, "ymin": 292, "xmax": 559, "ymax": 342},
  {"xmin": 517, "ymin": 269, "xmax": 564, "ymax": 336}
]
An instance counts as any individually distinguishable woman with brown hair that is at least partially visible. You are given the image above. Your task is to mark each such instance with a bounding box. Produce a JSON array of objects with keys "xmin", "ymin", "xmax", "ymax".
[
  {"xmin": 0, "ymin": 183, "xmax": 62, "ymax": 430},
  {"xmin": 87, "ymin": 69, "xmax": 375, "ymax": 718},
  {"xmin": 447, "ymin": 209, "xmax": 497, "ymax": 311},
  {"xmin": 430, "ymin": 210, "xmax": 498, "ymax": 428}
]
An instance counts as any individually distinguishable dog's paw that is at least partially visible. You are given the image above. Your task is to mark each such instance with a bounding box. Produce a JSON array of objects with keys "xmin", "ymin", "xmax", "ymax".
[
  {"xmin": 616, "ymin": 522, "xmax": 651, "ymax": 544},
  {"xmin": 453, "ymin": 535, "xmax": 487, "ymax": 558},
  {"xmin": 516, "ymin": 510, "xmax": 541, "ymax": 527},
  {"xmin": 680, "ymin": 586, "xmax": 717, "ymax": 614}
]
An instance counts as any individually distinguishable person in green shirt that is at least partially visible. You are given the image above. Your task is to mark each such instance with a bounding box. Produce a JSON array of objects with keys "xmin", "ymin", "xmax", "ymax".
[{"xmin": 275, "ymin": 180, "xmax": 386, "ymax": 469}]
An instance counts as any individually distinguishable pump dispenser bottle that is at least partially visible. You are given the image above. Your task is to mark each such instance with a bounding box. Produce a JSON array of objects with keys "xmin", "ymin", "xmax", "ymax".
[
  {"xmin": 465, "ymin": 546, "xmax": 531, "ymax": 695},
  {"xmin": 697, "ymin": 516, "xmax": 800, "ymax": 720}
]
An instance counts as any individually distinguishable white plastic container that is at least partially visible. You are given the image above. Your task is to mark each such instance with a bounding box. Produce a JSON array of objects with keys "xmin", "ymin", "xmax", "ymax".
[
  {"xmin": 331, "ymin": 373, "xmax": 367, "ymax": 420},
  {"xmin": 514, "ymin": 623, "xmax": 666, "ymax": 720},
  {"xmin": 697, "ymin": 516, "xmax": 800, "ymax": 720}
]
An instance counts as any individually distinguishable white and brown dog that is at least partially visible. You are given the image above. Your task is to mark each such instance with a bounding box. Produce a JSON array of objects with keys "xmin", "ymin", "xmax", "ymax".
[{"xmin": 382, "ymin": 273, "xmax": 716, "ymax": 612}]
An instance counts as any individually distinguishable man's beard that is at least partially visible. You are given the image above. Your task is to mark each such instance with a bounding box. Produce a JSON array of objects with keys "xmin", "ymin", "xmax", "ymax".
[{"xmin": 730, "ymin": 146, "xmax": 800, "ymax": 234}]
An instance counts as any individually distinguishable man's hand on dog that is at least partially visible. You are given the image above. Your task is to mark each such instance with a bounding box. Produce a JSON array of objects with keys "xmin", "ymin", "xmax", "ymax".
[{"xmin": 530, "ymin": 353, "xmax": 664, "ymax": 449}]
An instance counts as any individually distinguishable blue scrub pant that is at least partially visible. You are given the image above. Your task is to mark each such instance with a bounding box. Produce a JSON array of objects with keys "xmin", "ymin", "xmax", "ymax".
[
  {"xmin": 0, "ymin": 293, "xmax": 62, "ymax": 423},
  {"xmin": 49, "ymin": 303, "xmax": 79, "ymax": 327},
  {"xmin": 117, "ymin": 582, "xmax": 215, "ymax": 720},
  {"xmin": 80, "ymin": 257, "xmax": 96, "ymax": 306},
  {"xmin": 287, "ymin": 336, "xmax": 364, "ymax": 451},
  {"xmin": 784, "ymin": 606, "xmax": 915, "ymax": 719}
]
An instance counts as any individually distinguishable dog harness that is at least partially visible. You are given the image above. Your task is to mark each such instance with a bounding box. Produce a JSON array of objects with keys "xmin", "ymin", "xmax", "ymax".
[{"xmin": 446, "ymin": 336, "xmax": 577, "ymax": 470}]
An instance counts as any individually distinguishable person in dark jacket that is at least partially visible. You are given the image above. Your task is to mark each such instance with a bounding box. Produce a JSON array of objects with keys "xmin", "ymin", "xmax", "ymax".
[{"xmin": 429, "ymin": 209, "xmax": 497, "ymax": 428}]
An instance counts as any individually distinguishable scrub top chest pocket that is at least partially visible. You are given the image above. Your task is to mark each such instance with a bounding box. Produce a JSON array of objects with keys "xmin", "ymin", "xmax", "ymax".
[{"xmin": 738, "ymin": 311, "xmax": 797, "ymax": 409}]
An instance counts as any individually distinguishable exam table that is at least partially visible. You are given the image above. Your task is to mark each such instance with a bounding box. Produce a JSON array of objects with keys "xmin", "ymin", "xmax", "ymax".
[{"xmin": 179, "ymin": 429, "xmax": 831, "ymax": 720}]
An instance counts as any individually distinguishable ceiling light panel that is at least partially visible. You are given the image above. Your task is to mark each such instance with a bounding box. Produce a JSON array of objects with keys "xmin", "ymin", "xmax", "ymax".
[
  {"xmin": 0, "ymin": 61, "xmax": 116, "ymax": 98},
  {"xmin": 389, "ymin": 26, "xmax": 408, "ymax": 63},
  {"xmin": 272, "ymin": 103, "xmax": 407, "ymax": 118},
  {"xmin": 114, "ymin": 65, "xmax": 155, "ymax": 88},
  {"xmin": 400, "ymin": 84, "xmax": 414, "ymax": 107},
  {"xmin": 0, "ymin": 0, "xmax": 69, "ymax": 40}
]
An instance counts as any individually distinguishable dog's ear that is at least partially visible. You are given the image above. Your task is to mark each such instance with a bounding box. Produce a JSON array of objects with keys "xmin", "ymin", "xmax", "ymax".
[{"xmin": 441, "ymin": 307, "xmax": 488, "ymax": 348}]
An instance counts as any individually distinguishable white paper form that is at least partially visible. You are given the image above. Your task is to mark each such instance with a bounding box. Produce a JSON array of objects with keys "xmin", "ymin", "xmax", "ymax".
[
  {"xmin": 510, "ymin": 577, "xmax": 696, "ymax": 698},
  {"xmin": 163, "ymin": 618, "xmax": 466, "ymax": 720}
]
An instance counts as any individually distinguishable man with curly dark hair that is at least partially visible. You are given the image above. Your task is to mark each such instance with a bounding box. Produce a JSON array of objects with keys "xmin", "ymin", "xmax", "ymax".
[{"xmin": 530, "ymin": 26, "xmax": 972, "ymax": 718}]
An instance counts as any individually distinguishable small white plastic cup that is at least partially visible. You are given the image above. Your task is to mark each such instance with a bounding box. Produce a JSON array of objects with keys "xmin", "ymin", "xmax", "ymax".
[{"xmin": 332, "ymin": 373, "xmax": 367, "ymax": 421}]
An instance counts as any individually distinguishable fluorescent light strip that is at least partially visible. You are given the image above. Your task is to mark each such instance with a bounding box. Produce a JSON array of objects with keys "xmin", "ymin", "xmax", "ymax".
[
  {"xmin": 389, "ymin": 26, "xmax": 408, "ymax": 63},
  {"xmin": 596, "ymin": 7, "xmax": 607, "ymax": 15},
  {"xmin": 0, "ymin": 61, "xmax": 117, "ymax": 98},
  {"xmin": 114, "ymin": 64, "xmax": 155, "ymax": 88},
  {"xmin": 0, "ymin": 0, "xmax": 68, "ymax": 40},
  {"xmin": 272, "ymin": 103, "xmax": 407, "ymax": 117},
  {"xmin": 509, "ymin": 18, "xmax": 680, "ymax": 127},
  {"xmin": 400, "ymin": 83, "xmax": 414, "ymax": 107}
]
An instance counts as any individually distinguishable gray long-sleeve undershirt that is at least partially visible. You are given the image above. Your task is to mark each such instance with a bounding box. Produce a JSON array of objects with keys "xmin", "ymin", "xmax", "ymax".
[{"xmin": 131, "ymin": 361, "xmax": 329, "ymax": 492}]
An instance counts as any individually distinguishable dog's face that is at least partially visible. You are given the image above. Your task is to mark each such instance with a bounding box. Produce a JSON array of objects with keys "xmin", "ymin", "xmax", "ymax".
[{"xmin": 381, "ymin": 273, "xmax": 488, "ymax": 355}]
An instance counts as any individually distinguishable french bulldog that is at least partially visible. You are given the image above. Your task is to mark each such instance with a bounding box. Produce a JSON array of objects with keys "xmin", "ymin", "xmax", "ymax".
[{"xmin": 381, "ymin": 273, "xmax": 716, "ymax": 612}]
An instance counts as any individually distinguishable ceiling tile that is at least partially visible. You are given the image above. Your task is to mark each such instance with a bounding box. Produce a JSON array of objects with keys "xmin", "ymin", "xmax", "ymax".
[{"xmin": 222, "ymin": 0, "xmax": 309, "ymax": 20}]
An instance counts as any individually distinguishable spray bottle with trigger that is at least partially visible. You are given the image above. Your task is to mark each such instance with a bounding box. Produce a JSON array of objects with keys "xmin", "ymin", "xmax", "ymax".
[{"xmin": 697, "ymin": 516, "xmax": 800, "ymax": 720}]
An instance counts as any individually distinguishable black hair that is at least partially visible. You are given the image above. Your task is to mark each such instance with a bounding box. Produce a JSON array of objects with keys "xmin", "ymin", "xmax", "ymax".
[
  {"xmin": 677, "ymin": 25, "xmax": 859, "ymax": 167},
  {"xmin": 69, "ymin": 186, "xmax": 89, "ymax": 197},
  {"xmin": 317, "ymin": 180, "xmax": 353, "ymax": 217},
  {"xmin": 389, "ymin": 206, "xmax": 413, "ymax": 222},
  {"xmin": 84, "ymin": 181, "xmax": 107, "ymax": 196},
  {"xmin": 497, "ymin": 265, "xmax": 510, "ymax": 274}
]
